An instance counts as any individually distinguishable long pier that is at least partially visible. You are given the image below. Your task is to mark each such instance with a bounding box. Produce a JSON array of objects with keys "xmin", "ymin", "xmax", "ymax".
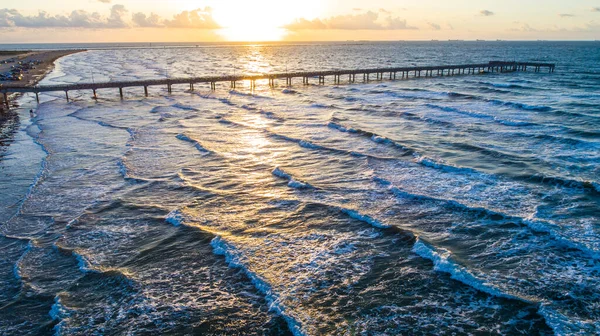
[{"xmin": 1, "ymin": 61, "xmax": 555, "ymax": 108}]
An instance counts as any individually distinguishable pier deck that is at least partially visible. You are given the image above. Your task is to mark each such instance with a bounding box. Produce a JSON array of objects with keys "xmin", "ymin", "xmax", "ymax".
[{"xmin": 1, "ymin": 61, "xmax": 555, "ymax": 107}]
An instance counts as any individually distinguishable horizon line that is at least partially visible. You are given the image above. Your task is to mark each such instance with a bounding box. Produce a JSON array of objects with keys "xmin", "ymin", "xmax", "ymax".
[{"xmin": 0, "ymin": 39, "xmax": 599, "ymax": 46}]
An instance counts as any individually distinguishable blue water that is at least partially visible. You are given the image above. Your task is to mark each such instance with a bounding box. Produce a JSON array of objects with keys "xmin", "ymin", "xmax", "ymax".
[{"xmin": 0, "ymin": 42, "xmax": 599, "ymax": 335}]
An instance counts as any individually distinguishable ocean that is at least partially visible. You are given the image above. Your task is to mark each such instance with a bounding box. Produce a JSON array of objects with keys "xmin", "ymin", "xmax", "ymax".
[{"xmin": 0, "ymin": 41, "xmax": 598, "ymax": 335}]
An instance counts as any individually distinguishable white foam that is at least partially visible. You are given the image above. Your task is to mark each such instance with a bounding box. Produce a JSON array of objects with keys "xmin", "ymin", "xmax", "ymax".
[
  {"xmin": 385, "ymin": 184, "xmax": 600, "ymax": 258},
  {"xmin": 298, "ymin": 140, "xmax": 322, "ymax": 150},
  {"xmin": 176, "ymin": 133, "xmax": 211, "ymax": 154},
  {"xmin": 537, "ymin": 303, "xmax": 599, "ymax": 336},
  {"xmin": 272, "ymin": 167, "xmax": 313, "ymax": 189},
  {"xmin": 12, "ymin": 240, "xmax": 34, "ymax": 281},
  {"xmin": 211, "ymin": 236, "xmax": 305, "ymax": 336},
  {"xmin": 287, "ymin": 180, "xmax": 311, "ymax": 189},
  {"xmin": 117, "ymin": 159, "xmax": 128, "ymax": 178},
  {"xmin": 412, "ymin": 238, "xmax": 524, "ymax": 301},
  {"xmin": 49, "ymin": 295, "xmax": 70, "ymax": 336},
  {"xmin": 371, "ymin": 135, "xmax": 391, "ymax": 144},
  {"xmin": 414, "ymin": 155, "xmax": 478, "ymax": 175},
  {"xmin": 339, "ymin": 208, "xmax": 391, "ymax": 229},
  {"xmin": 73, "ymin": 251, "xmax": 95, "ymax": 273},
  {"xmin": 166, "ymin": 210, "xmax": 184, "ymax": 227},
  {"xmin": 272, "ymin": 167, "xmax": 292, "ymax": 180},
  {"xmin": 327, "ymin": 121, "xmax": 357, "ymax": 133}
]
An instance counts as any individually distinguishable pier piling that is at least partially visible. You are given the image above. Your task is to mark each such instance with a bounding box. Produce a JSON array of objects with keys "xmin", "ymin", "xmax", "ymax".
[{"xmin": 0, "ymin": 61, "xmax": 556, "ymax": 102}]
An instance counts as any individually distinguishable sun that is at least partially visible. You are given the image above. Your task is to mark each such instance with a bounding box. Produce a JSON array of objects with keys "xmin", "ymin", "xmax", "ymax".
[{"xmin": 210, "ymin": 0, "xmax": 323, "ymax": 41}]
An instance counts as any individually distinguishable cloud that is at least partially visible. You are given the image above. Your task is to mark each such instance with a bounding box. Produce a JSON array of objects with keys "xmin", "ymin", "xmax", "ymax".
[
  {"xmin": 106, "ymin": 4, "xmax": 128, "ymax": 28},
  {"xmin": 559, "ymin": 14, "xmax": 575, "ymax": 18},
  {"xmin": 427, "ymin": 22, "xmax": 441, "ymax": 30},
  {"xmin": 98, "ymin": 0, "xmax": 112, "ymax": 3},
  {"xmin": 284, "ymin": 11, "xmax": 417, "ymax": 30},
  {"xmin": 164, "ymin": 7, "xmax": 220, "ymax": 29},
  {"xmin": 519, "ymin": 24, "xmax": 537, "ymax": 32},
  {"xmin": 0, "ymin": 6, "xmax": 221, "ymax": 30},
  {"xmin": 0, "ymin": 5, "xmax": 128, "ymax": 28},
  {"xmin": 132, "ymin": 12, "xmax": 162, "ymax": 27},
  {"xmin": 480, "ymin": 10, "xmax": 495, "ymax": 17},
  {"xmin": 592, "ymin": 7, "xmax": 600, "ymax": 12}
]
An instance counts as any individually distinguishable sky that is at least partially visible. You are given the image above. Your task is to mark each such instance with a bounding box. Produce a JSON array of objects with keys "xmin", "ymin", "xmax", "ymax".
[{"xmin": 0, "ymin": 0, "xmax": 599, "ymax": 43}]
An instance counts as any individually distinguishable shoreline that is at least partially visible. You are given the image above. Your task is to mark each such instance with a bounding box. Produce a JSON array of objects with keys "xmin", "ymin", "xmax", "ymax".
[{"xmin": 0, "ymin": 49, "xmax": 84, "ymax": 150}]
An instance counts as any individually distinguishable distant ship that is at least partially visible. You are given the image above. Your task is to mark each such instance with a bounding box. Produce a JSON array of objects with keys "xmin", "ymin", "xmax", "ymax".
[
  {"xmin": 448, "ymin": 39, "xmax": 464, "ymax": 42},
  {"xmin": 476, "ymin": 39, "xmax": 486, "ymax": 42},
  {"xmin": 431, "ymin": 39, "xmax": 439, "ymax": 42}
]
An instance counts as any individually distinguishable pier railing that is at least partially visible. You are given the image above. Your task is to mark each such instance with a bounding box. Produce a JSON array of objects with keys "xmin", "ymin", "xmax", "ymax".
[{"xmin": 1, "ymin": 61, "xmax": 555, "ymax": 107}]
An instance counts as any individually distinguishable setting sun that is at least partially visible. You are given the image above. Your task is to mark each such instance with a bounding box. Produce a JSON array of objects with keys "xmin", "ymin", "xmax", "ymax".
[{"xmin": 210, "ymin": 0, "xmax": 323, "ymax": 41}]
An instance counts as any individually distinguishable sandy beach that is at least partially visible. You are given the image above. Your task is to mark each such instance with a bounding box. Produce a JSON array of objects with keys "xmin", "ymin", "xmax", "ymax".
[
  {"xmin": 0, "ymin": 49, "xmax": 83, "ymax": 148},
  {"xmin": 0, "ymin": 49, "xmax": 84, "ymax": 103}
]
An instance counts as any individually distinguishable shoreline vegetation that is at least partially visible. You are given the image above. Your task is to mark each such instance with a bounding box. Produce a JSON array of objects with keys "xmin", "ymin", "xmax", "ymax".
[{"xmin": 0, "ymin": 49, "xmax": 84, "ymax": 150}]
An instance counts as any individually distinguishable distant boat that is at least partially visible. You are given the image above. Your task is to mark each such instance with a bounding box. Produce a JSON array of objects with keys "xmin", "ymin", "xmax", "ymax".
[
  {"xmin": 476, "ymin": 39, "xmax": 486, "ymax": 42},
  {"xmin": 431, "ymin": 39, "xmax": 439, "ymax": 42},
  {"xmin": 496, "ymin": 39, "xmax": 504, "ymax": 42},
  {"xmin": 448, "ymin": 39, "xmax": 464, "ymax": 42}
]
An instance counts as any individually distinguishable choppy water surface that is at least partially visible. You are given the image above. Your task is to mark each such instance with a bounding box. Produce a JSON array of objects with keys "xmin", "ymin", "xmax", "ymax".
[{"xmin": 0, "ymin": 42, "xmax": 599, "ymax": 335}]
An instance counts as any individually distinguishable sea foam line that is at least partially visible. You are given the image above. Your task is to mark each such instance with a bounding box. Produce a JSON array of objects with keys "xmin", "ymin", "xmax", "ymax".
[
  {"xmin": 166, "ymin": 208, "xmax": 306, "ymax": 335},
  {"xmin": 412, "ymin": 238, "xmax": 591, "ymax": 335},
  {"xmin": 330, "ymin": 119, "xmax": 600, "ymax": 195},
  {"xmin": 165, "ymin": 209, "xmax": 305, "ymax": 336},
  {"xmin": 375, "ymin": 177, "xmax": 600, "ymax": 259},
  {"xmin": 176, "ymin": 133, "xmax": 211, "ymax": 154},
  {"xmin": 537, "ymin": 303, "xmax": 599, "ymax": 336},
  {"xmin": 211, "ymin": 236, "xmax": 305, "ymax": 336},
  {"xmin": 412, "ymin": 238, "xmax": 528, "ymax": 301},
  {"xmin": 50, "ymin": 295, "xmax": 70, "ymax": 336},
  {"xmin": 424, "ymin": 103, "xmax": 535, "ymax": 127},
  {"xmin": 7, "ymin": 121, "xmax": 50, "ymax": 222},
  {"xmin": 272, "ymin": 167, "xmax": 313, "ymax": 189}
]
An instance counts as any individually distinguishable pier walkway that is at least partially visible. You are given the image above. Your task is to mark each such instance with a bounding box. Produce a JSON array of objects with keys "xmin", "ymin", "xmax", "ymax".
[{"xmin": 1, "ymin": 61, "xmax": 555, "ymax": 107}]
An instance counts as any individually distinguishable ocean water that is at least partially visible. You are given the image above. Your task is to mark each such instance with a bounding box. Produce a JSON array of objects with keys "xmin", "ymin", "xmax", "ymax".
[{"xmin": 0, "ymin": 41, "xmax": 599, "ymax": 335}]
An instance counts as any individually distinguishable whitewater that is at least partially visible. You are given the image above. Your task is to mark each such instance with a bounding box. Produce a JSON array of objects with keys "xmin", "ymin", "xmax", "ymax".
[{"xmin": 0, "ymin": 41, "xmax": 598, "ymax": 335}]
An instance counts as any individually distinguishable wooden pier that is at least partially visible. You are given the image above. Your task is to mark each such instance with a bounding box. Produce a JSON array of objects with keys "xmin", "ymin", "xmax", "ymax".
[{"xmin": 1, "ymin": 61, "xmax": 555, "ymax": 108}]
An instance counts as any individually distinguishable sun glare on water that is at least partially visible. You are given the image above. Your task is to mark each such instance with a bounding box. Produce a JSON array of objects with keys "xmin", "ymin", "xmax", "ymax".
[{"xmin": 211, "ymin": 0, "xmax": 322, "ymax": 41}]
